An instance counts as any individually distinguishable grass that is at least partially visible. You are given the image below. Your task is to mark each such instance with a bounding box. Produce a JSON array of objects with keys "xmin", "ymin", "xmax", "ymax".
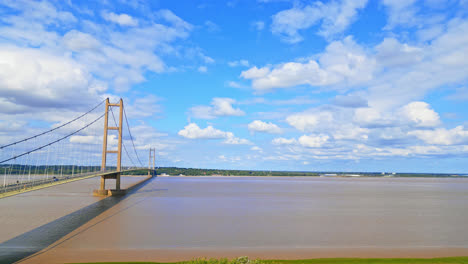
[{"xmin": 70, "ymin": 256, "xmax": 468, "ymax": 264}]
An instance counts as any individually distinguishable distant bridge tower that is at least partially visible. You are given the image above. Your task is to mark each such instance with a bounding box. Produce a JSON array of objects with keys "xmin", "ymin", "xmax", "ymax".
[
  {"xmin": 94, "ymin": 98, "xmax": 124, "ymax": 196},
  {"xmin": 148, "ymin": 148, "xmax": 156, "ymax": 177}
]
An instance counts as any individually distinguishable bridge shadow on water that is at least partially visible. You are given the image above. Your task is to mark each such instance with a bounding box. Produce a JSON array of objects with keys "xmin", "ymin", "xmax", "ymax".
[{"xmin": 0, "ymin": 177, "xmax": 156, "ymax": 264}]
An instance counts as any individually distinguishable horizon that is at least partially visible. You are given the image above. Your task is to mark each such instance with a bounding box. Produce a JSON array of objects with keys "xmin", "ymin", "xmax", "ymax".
[
  {"xmin": 1, "ymin": 1, "xmax": 468, "ymax": 173},
  {"xmin": 1, "ymin": 163, "xmax": 467, "ymax": 175}
]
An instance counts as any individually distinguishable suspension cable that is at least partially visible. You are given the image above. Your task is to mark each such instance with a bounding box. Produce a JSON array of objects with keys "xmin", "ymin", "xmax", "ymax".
[
  {"xmin": 0, "ymin": 113, "xmax": 105, "ymax": 164},
  {"xmin": 109, "ymin": 107, "xmax": 136, "ymax": 168},
  {"xmin": 123, "ymin": 105, "xmax": 144, "ymax": 167},
  {"xmin": 0, "ymin": 99, "xmax": 106, "ymax": 149}
]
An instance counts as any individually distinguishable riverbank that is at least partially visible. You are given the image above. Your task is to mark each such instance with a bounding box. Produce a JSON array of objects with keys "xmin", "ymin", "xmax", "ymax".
[
  {"xmin": 50, "ymin": 257, "xmax": 468, "ymax": 264},
  {"xmin": 72, "ymin": 256, "xmax": 468, "ymax": 264},
  {"xmin": 20, "ymin": 247, "xmax": 468, "ymax": 263},
  {"xmin": 160, "ymin": 174, "xmax": 468, "ymax": 179}
]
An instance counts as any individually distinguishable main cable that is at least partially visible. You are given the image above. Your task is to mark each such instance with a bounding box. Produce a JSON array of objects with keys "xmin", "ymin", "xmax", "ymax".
[
  {"xmin": 0, "ymin": 99, "xmax": 106, "ymax": 149},
  {"xmin": 123, "ymin": 105, "xmax": 144, "ymax": 167},
  {"xmin": 0, "ymin": 113, "xmax": 105, "ymax": 164}
]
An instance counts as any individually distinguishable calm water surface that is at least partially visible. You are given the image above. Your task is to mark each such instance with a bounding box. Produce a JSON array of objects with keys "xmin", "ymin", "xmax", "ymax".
[{"xmin": 2, "ymin": 176, "xmax": 468, "ymax": 250}]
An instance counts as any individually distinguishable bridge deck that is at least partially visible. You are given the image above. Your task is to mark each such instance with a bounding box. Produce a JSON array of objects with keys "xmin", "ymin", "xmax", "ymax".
[{"xmin": 0, "ymin": 168, "xmax": 155, "ymax": 199}]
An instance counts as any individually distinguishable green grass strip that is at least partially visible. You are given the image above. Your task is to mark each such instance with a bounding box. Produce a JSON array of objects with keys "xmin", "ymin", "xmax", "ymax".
[{"xmin": 70, "ymin": 256, "xmax": 468, "ymax": 264}]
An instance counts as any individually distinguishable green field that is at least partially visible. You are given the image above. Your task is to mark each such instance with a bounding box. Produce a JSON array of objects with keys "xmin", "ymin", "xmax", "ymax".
[{"xmin": 72, "ymin": 256, "xmax": 468, "ymax": 264}]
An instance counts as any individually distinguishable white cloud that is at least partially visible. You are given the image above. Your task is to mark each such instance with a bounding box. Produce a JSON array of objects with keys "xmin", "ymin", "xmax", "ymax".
[
  {"xmin": 272, "ymin": 137, "xmax": 297, "ymax": 145},
  {"xmin": 251, "ymin": 146, "xmax": 263, "ymax": 151},
  {"xmin": 353, "ymin": 101, "xmax": 441, "ymax": 129},
  {"xmin": 223, "ymin": 135, "xmax": 252, "ymax": 145},
  {"xmin": 286, "ymin": 111, "xmax": 333, "ymax": 132},
  {"xmin": 63, "ymin": 30, "xmax": 101, "ymax": 51},
  {"xmin": 190, "ymin": 98, "xmax": 245, "ymax": 119},
  {"xmin": 241, "ymin": 37, "xmax": 374, "ymax": 91},
  {"xmin": 69, "ymin": 135, "xmax": 98, "ymax": 144},
  {"xmin": 400, "ymin": 101, "xmax": 440, "ymax": 128},
  {"xmin": 375, "ymin": 38, "xmax": 423, "ymax": 67},
  {"xmin": 409, "ymin": 126, "xmax": 468, "ymax": 145},
  {"xmin": 244, "ymin": 19, "xmax": 468, "ymax": 112},
  {"xmin": 353, "ymin": 107, "xmax": 393, "ymax": 127},
  {"xmin": 228, "ymin": 59, "xmax": 250, "ymax": 67},
  {"xmin": 178, "ymin": 123, "xmax": 251, "ymax": 145},
  {"xmin": 298, "ymin": 134, "xmax": 329, "ymax": 148},
  {"xmin": 248, "ymin": 120, "xmax": 282, "ymax": 134},
  {"xmin": 0, "ymin": 1, "xmax": 198, "ymax": 115},
  {"xmin": 272, "ymin": 134, "xmax": 329, "ymax": 148},
  {"xmin": 124, "ymin": 95, "xmax": 162, "ymax": 119},
  {"xmin": 156, "ymin": 9, "xmax": 193, "ymax": 31},
  {"xmin": 271, "ymin": 0, "xmax": 368, "ymax": 43},
  {"xmin": 0, "ymin": 45, "xmax": 97, "ymax": 111},
  {"xmin": 178, "ymin": 123, "xmax": 228, "ymax": 139},
  {"xmin": 226, "ymin": 81, "xmax": 246, "ymax": 89},
  {"xmin": 101, "ymin": 11, "xmax": 138, "ymax": 26},
  {"xmin": 381, "ymin": 0, "xmax": 419, "ymax": 29}
]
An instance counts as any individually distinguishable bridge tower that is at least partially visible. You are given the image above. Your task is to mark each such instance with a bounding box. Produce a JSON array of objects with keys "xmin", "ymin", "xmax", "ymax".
[
  {"xmin": 94, "ymin": 98, "xmax": 124, "ymax": 196},
  {"xmin": 148, "ymin": 148, "xmax": 156, "ymax": 177}
]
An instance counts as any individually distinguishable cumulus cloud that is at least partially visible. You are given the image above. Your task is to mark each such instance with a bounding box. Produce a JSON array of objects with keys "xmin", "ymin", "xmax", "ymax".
[
  {"xmin": 0, "ymin": 1, "xmax": 197, "ymax": 114},
  {"xmin": 178, "ymin": 123, "xmax": 228, "ymax": 139},
  {"xmin": 409, "ymin": 126, "xmax": 468, "ymax": 145},
  {"xmin": 298, "ymin": 134, "xmax": 329, "ymax": 148},
  {"xmin": 0, "ymin": 45, "xmax": 97, "ymax": 111},
  {"xmin": 248, "ymin": 120, "xmax": 282, "ymax": 134},
  {"xmin": 400, "ymin": 101, "xmax": 440, "ymax": 128},
  {"xmin": 101, "ymin": 11, "xmax": 138, "ymax": 26},
  {"xmin": 190, "ymin": 98, "xmax": 245, "ymax": 119},
  {"xmin": 178, "ymin": 123, "xmax": 251, "ymax": 144},
  {"xmin": 241, "ymin": 37, "xmax": 374, "ymax": 91},
  {"xmin": 271, "ymin": 0, "xmax": 368, "ymax": 43},
  {"xmin": 286, "ymin": 111, "xmax": 333, "ymax": 132}
]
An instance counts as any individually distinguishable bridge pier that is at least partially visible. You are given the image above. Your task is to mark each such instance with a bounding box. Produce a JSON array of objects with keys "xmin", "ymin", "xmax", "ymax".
[
  {"xmin": 93, "ymin": 170, "xmax": 155, "ymax": 196},
  {"xmin": 93, "ymin": 171, "xmax": 126, "ymax": 196}
]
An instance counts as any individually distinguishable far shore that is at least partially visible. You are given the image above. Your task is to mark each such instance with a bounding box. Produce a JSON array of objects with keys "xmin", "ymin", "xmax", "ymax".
[{"xmin": 157, "ymin": 174, "xmax": 468, "ymax": 179}]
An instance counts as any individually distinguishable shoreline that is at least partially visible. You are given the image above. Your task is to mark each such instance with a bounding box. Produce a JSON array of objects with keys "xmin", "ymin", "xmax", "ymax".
[
  {"xmin": 21, "ymin": 247, "xmax": 468, "ymax": 263},
  {"xmin": 160, "ymin": 175, "xmax": 468, "ymax": 179}
]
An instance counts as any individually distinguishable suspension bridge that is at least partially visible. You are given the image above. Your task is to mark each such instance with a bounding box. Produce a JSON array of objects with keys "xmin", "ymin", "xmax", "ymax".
[{"xmin": 0, "ymin": 98, "xmax": 156, "ymax": 198}]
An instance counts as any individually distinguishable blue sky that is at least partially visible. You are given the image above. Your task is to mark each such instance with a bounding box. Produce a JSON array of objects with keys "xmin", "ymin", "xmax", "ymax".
[{"xmin": 1, "ymin": 0, "xmax": 468, "ymax": 173}]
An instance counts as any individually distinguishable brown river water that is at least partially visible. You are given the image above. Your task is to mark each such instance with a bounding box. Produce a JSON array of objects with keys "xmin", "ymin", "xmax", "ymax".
[{"xmin": 1, "ymin": 176, "xmax": 468, "ymax": 263}]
